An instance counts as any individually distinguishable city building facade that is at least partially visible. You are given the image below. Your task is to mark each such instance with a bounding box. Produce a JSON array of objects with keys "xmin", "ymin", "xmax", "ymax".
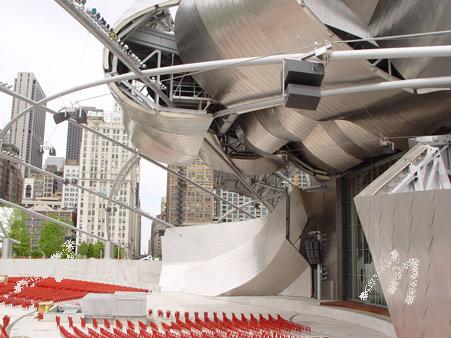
[
  {"xmin": 66, "ymin": 120, "xmax": 83, "ymax": 161},
  {"xmin": 76, "ymin": 115, "xmax": 141, "ymax": 258},
  {"xmin": 24, "ymin": 205, "xmax": 74, "ymax": 250},
  {"xmin": 149, "ymin": 198, "xmax": 166, "ymax": 258},
  {"xmin": 22, "ymin": 157, "xmax": 65, "ymax": 209},
  {"xmin": 7, "ymin": 72, "xmax": 46, "ymax": 176},
  {"xmin": 166, "ymin": 159, "xmax": 214, "ymax": 225},
  {"xmin": 62, "ymin": 160, "xmax": 79, "ymax": 210},
  {"xmin": 0, "ymin": 143, "xmax": 23, "ymax": 204}
]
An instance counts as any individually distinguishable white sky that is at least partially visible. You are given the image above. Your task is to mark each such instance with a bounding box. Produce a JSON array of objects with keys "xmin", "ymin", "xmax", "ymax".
[{"xmin": 0, "ymin": 0, "xmax": 168, "ymax": 255}]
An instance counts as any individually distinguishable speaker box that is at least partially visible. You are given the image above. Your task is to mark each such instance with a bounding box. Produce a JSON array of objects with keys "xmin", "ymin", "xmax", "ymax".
[
  {"xmin": 284, "ymin": 83, "xmax": 321, "ymax": 110},
  {"xmin": 283, "ymin": 59, "xmax": 325, "ymax": 89}
]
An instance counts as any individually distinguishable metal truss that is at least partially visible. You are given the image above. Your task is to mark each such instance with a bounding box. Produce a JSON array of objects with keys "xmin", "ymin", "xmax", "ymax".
[
  {"xmin": 54, "ymin": 0, "xmax": 174, "ymax": 107},
  {"xmin": 361, "ymin": 136, "xmax": 451, "ymax": 196}
]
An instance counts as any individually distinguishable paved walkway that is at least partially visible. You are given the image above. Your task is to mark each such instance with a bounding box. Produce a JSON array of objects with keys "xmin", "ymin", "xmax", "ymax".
[{"xmin": 1, "ymin": 294, "xmax": 393, "ymax": 338}]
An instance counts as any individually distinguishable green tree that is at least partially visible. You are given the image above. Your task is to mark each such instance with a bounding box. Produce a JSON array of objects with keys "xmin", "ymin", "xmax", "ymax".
[
  {"xmin": 7, "ymin": 210, "xmax": 30, "ymax": 257},
  {"xmin": 39, "ymin": 215, "xmax": 65, "ymax": 257},
  {"xmin": 114, "ymin": 245, "xmax": 126, "ymax": 259},
  {"xmin": 78, "ymin": 242, "xmax": 90, "ymax": 258},
  {"xmin": 92, "ymin": 241, "xmax": 105, "ymax": 258},
  {"xmin": 30, "ymin": 248, "xmax": 43, "ymax": 258}
]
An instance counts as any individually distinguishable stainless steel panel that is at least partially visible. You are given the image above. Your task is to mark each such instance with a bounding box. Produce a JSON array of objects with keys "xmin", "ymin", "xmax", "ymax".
[
  {"xmin": 355, "ymin": 143, "xmax": 451, "ymax": 338},
  {"xmin": 109, "ymin": 0, "xmax": 451, "ymax": 175},
  {"xmin": 355, "ymin": 190, "xmax": 451, "ymax": 338},
  {"xmin": 175, "ymin": 0, "xmax": 451, "ymax": 173},
  {"xmin": 112, "ymin": 85, "xmax": 213, "ymax": 165},
  {"xmin": 160, "ymin": 190, "xmax": 311, "ymax": 296},
  {"xmin": 368, "ymin": 0, "xmax": 451, "ymax": 79}
]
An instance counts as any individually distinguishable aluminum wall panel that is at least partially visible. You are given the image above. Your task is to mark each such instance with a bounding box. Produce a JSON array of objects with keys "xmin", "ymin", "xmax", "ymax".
[
  {"xmin": 175, "ymin": 0, "xmax": 451, "ymax": 172},
  {"xmin": 160, "ymin": 189, "xmax": 311, "ymax": 296},
  {"xmin": 111, "ymin": 85, "xmax": 213, "ymax": 165},
  {"xmin": 355, "ymin": 190, "xmax": 451, "ymax": 338}
]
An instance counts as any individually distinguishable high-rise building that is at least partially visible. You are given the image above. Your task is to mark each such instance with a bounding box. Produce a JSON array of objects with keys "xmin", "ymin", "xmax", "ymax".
[
  {"xmin": 166, "ymin": 159, "xmax": 214, "ymax": 225},
  {"xmin": 76, "ymin": 115, "xmax": 141, "ymax": 258},
  {"xmin": 0, "ymin": 143, "xmax": 23, "ymax": 204},
  {"xmin": 149, "ymin": 197, "xmax": 167, "ymax": 258},
  {"xmin": 62, "ymin": 160, "xmax": 79, "ymax": 210},
  {"xmin": 44, "ymin": 156, "xmax": 65, "ymax": 175},
  {"xmin": 22, "ymin": 157, "xmax": 65, "ymax": 209},
  {"xmin": 7, "ymin": 72, "xmax": 46, "ymax": 176},
  {"xmin": 66, "ymin": 120, "xmax": 82, "ymax": 161},
  {"xmin": 214, "ymin": 189, "xmax": 269, "ymax": 223}
]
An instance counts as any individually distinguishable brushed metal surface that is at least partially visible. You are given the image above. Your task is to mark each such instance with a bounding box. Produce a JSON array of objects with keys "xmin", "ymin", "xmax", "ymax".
[
  {"xmin": 174, "ymin": 0, "xmax": 451, "ymax": 173},
  {"xmin": 108, "ymin": 0, "xmax": 451, "ymax": 174},
  {"xmin": 355, "ymin": 190, "xmax": 451, "ymax": 338},
  {"xmin": 368, "ymin": 0, "xmax": 451, "ymax": 79},
  {"xmin": 355, "ymin": 143, "xmax": 451, "ymax": 338},
  {"xmin": 159, "ymin": 189, "xmax": 311, "ymax": 296},
  {"xmin": 112, "ymin": 85, "xmax": 213, "ymax": 165}
]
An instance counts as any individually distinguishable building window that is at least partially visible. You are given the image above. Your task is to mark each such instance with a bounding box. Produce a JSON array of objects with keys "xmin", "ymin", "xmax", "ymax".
[{"xmin": 25, "ymin": 185, "xmax": 32, "ymax": 198}]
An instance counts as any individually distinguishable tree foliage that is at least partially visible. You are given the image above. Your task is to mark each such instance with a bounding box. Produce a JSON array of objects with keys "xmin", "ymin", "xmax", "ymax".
[
  {"xmin": 77, "ymin": 241, "xmax": 125, "ymax": 259},
  {"xmin": 7, "ymin": 210, "xmax": 30, "ymax": 257},
  {"xmin": 39, "ymin": 214, "xmax": 66, "ymax": 257},
  {"xmin": 78, "ymin": 242, "xmax": 90, "ymax": 257}
]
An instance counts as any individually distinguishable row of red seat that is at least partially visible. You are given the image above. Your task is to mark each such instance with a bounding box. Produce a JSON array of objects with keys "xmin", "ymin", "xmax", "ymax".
[
  {"xmin": 0, "ymin": 277, "xmax": 148, "ymax": 309},
  {"xmin": 0, "ymin": 315, "xmax": 10, "ymax": 338},
  {"xmin": 56, "ymin": 311, "xmax": 319, "ymax": 338}
]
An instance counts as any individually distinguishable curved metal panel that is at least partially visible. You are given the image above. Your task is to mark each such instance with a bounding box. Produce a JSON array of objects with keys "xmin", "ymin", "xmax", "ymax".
[
  {"xmin": 111, "ymin": 86, "xmax": 213, "ymax": 165},
  {"xmin": 368, "ymin": 0, "xmax": 451, "ymax": 79},
  {"xmin": 199, "ymin": 133, "xmax": 285, "ymax": 175},
  {"xmin": 159, "ymin": 190, "xmax": 311, "ymax": 296},
  {"xmin": 109, "ymin": 0, "xmax": 451, "ymax": 174},
  {"xmin": 174, "ymin": 0, "xmax": 451, "ymax": 173}
]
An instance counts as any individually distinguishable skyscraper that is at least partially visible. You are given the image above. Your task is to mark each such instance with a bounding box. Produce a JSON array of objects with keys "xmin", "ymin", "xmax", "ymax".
[
  {"xmin": 8, "ymin": 72, "xmax": 46, "ymax": 176},
  {"xmin": 0, "ymin": 143, "xmax": 23, "ymax": 204},
  {"xmin": 165, "ymin": 159, "xmax": 214, "ymax": 225},
  {"xmin": 66, "ymin": 119, "xmax": 82, "ymax": 161},
  {"xmin": 62, "ymin": 159, "xmax": 79, "ymax": 210},
  {"xmin": 149, "ymin": 197, "xmax": 167, "ymax": 258},
  {"xmin": 22, "ymin": 157, "xmax": 65, "ymax": 209},
  {"xmin": 76, "ymin": 115, "xmax": 141, "ymax": 258}
]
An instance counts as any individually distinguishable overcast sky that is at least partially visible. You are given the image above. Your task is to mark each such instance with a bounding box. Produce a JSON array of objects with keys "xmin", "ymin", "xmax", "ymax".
[{"xmin": 0, "ymin": 0, "xmax": 168, "ymax": 255}]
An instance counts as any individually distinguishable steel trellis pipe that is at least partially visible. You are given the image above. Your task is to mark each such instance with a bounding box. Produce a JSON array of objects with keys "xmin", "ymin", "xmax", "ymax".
[
  {"xmin": 0, "ymin": 151, "xmax": 174, "ymax": 230},
  {"xmin": 0, "ymin": 86, "xmax": 255, "ymax": 219},
  {"xmin": 105, "ymin": 153, "xmax": 140, "ymax": 241},
  {"xmin": 3, "ymin": 45, "xmax": 451, "ymax": 138},
  {"xmin": 0, "ymin": 197, "xmax": 108, "ymax": 243}
]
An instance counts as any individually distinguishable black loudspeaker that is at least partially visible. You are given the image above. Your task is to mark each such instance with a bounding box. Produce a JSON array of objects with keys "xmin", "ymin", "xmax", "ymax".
[
  {"xmin": 75, "ymin": 109, "xmax": 88, "ymax": 124},
  {"xmin": 305, "ymin": 237, "xmax": 322, "ymax": 265},
  {"xmin": 283, "ymin": 59, "xmax": 325, "ymax": 89},
  {"xmin": 283, "ymin": 59, "xmax": 324, "ymax": 110},
  {"xmin": 53, "ymin": 111, "xmax": 70, "ymax": 125},
  {"xmin": 284, "ymin": 83, "xmax": 321, "ymax": 110}
]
